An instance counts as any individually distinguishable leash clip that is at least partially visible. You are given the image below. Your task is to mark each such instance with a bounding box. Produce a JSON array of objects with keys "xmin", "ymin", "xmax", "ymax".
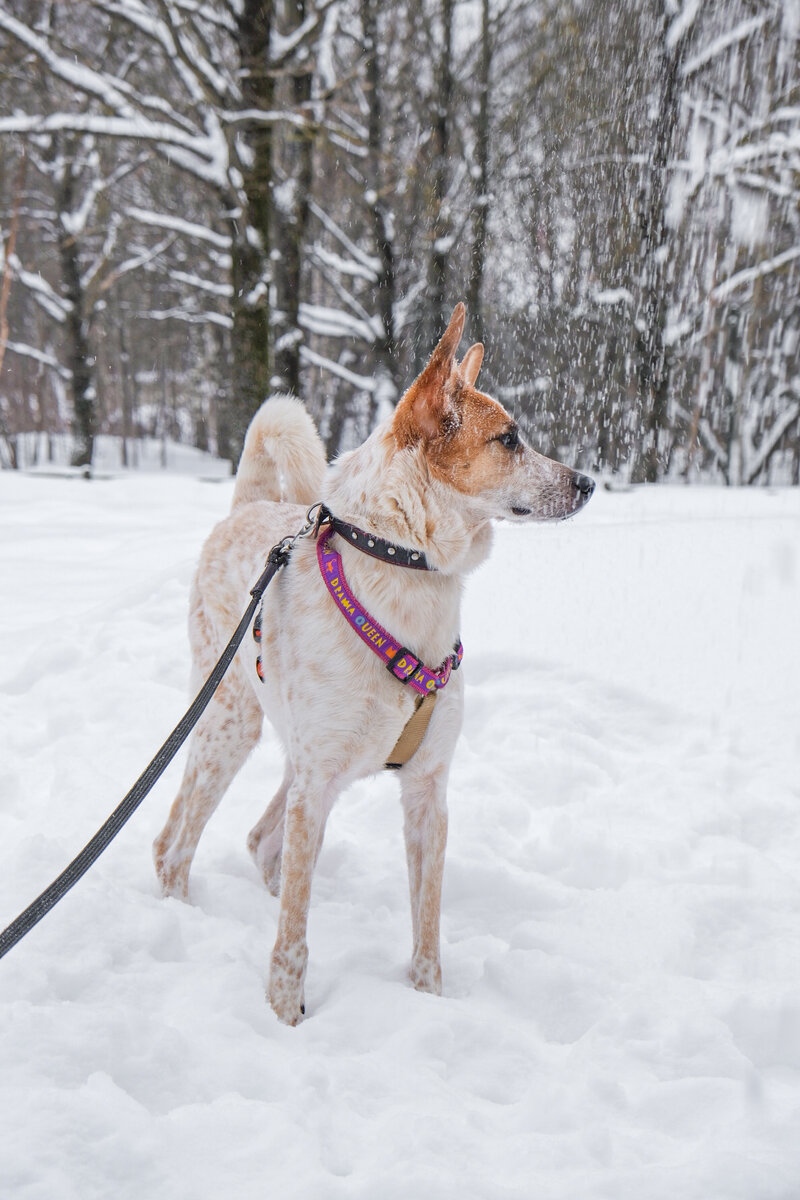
[
  {"xmin": 298, "ymin": 502, "xmax": 332, "ymax": 541},
  {"xmin": 261, "ymin": 504, "xmax": 331, "ymax": 583}
]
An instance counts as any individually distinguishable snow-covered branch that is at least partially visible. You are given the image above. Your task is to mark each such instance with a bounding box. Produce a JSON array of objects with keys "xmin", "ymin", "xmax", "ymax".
[
  {"xmin": 1, "ymin": 340, "xmax": 72, "ymax": 378},
  {"xmin": 168, "ymin": 269, "xmax": 232, "ymax": 298},
  {"xmin": 125, "ymin": 208, "xmax": 232, "ymax": 250},
  {"xmin": 745, "ymin": 397, "xmax": 800, "ymax": 484},
  {"xmin": 270, "ymin": 0, "xmax": 339, "ymax": 67},
  {"xmin": 308, "ymin": 200, "xmax": 381, "ymax": 277},
  {"xmin": 5, "ymin": 256, "xmax": 70, "ymax": 323},
  {"xmin": 298, "ymin": 302, "xmax": 377, "ymax": 343},
  {"xmin": 712, "ymin": 245, "xmax": 800, "ymax": 302},
  {"xmin": 667, "ymin": 0, "xmax": 701, "ymax": 51},
  {"xmin": 682, "ymin": 13, "xmax": 769, "ymax": 78},
  {"xmin": 697, "ymin": 418, "xmax": 728, "ymax": 467},
  {"xmin": 299, "ymin": 343, "xmax": 376, "ymax": 391},
  {"xmin": 99, "ymin": 235, "xmax": 176, "ymax": 292},
  {"xmin": 0, "ymin": 112, "xmax": 229, "ymax": 188},
  {"xmin": 137, "ymin": 307, "xmax": 233, "ymax": 328}
]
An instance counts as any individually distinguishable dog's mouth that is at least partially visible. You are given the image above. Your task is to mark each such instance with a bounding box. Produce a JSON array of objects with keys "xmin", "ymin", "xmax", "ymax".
[{"xmin": 511, "ymin": 505, "xmax": 532, "ymax": 517}]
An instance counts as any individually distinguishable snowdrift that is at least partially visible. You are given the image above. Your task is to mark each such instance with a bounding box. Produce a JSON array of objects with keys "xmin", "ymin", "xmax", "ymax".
[{"xmin": 0, "ymin": 473, "xmax": 798, "ymax": 1199}]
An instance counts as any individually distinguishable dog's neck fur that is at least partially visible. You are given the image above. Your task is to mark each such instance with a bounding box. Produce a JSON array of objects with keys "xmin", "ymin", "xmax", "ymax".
[{"xmin": 323, "ymin": 418, "xmax": 494, "ymax": 578}]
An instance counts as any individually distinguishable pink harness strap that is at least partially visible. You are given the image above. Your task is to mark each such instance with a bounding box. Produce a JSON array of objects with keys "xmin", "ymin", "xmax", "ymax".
[{"xmin": 316, "ymin": 527, "xmax": 463, "ymax": 695}]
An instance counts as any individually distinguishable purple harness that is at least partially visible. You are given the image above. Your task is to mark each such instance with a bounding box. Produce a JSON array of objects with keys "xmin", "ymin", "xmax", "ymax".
[
  {"xmin": 253, "ymin": 514, "xmax": 463, "ymax": 695},
  {"xmin": 316, "ymin": 527, "xmax": 463, "ymax": 695}
]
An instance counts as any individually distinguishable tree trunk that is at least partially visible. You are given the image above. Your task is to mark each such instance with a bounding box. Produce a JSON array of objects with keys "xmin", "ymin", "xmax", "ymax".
[
  {"xmin": 224, "ymin": 0, "xmax": 275, "ymax": 466},
  {"xmin": 118, "ymin": 297, "xmax": 134, "ymax": 468},
  {"xmin": 723, "ymin": 305, "xmax": 744, "ymax": 485},
  {"xmin": 362, "ymin": 0, "xmax": 398, "ymax": 415},
  {"xmin": 421, "ymin": 0, "xmax": 454, "ymax": 364},
  {"xmin": 466, "ymin": 0, "xmax": 490, "ymax": 349},
  {"xmin": 0, "ymin": 150, "xmax": 26, "ymax": 470},
  {"xmin": 57, "ymin": 163, "xmax": 96, "ymax": 469},
  {"xmin": 272, "ymin": 0, "xmax": 313, "ymax": 398},
  {"xmin": 635, "ymin": 4, "xmax": 690, "ymax": 484}
]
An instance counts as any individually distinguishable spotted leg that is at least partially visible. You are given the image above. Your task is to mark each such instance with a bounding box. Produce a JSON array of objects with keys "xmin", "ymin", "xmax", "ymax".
[
  {"xmin": 267, "ymin": 774, "xmax": 334, "ymax": 1025},
  {"xmin": 400, "ymin": 767, "xmax": 449, "ymax": 994},
  {"xmin": 153, "ymin": 667, "xmax": 263, "ymax": 900}
]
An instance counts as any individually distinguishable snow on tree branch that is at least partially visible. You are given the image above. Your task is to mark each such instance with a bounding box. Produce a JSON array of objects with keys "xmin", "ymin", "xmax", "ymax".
[
  {"xmin": 682, "ymin": 13, "xmax": 769, "ymax": 77},
  {"xmin": 712, "ymin": 246, "xmax": 800, "ymax": 302},
  {"xmin": 2, "ymin": 340, "xmax": 72, "ymax": 378},
  {"xmin": 5, "ymin": 256, "xmax": 70, "ymax": 323},
  {"xmin": 125, "ymin": 207, "xmax": 232, "ymax": 249},
  {"xmin": 299, "ymin": 343, "xmax": 377, "ymax": 391}
]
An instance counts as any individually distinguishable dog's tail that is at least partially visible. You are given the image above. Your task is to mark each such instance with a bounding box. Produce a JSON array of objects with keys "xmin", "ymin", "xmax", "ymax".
[{"xmin": 231, "ymin": 395, "xmax": 327, "ymax": 510}]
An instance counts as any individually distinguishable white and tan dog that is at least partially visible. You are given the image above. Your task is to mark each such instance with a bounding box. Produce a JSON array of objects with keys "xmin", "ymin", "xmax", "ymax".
[{"xmin": 153, "ymin": 303, "xmax": 594, "ymax": 1024}]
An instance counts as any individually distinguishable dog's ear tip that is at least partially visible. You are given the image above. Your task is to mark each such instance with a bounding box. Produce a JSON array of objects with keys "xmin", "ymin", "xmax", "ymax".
[
  {"xmin": 438, "ymin": 303, "xmax": 466, "ymax": 355},
  {"xmin": 449, "ymin": 301, "xmax": 466, "ymax": 330}
]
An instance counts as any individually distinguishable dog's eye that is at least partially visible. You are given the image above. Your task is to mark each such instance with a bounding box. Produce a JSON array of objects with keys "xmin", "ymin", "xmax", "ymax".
[{"xmin": 497, "ymin": 427, "xmax": 520, "ymax": 451}]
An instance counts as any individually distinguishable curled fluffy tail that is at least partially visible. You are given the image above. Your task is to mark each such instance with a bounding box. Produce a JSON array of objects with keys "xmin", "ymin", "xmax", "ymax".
[{"xmin": 232, "ymin": 395, "xmax": 327, "ymax": 510}]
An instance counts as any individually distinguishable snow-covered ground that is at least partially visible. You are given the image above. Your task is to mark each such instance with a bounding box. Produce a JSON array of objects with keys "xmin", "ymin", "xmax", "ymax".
[{"xmin": 1, "ymin": 471, "xmax": 799, "ymax": 1200}]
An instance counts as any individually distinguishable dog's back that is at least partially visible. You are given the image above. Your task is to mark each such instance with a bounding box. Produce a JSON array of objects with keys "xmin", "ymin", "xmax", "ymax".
[{"xmin": 231, "ymin": 395, "xmax": 326, "ymax": 510}]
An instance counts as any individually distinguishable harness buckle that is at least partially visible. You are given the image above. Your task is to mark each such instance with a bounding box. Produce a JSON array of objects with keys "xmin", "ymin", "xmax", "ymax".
[{"xmin": 387, "ymin": 646, "xmax": 420, "ymax": 684}]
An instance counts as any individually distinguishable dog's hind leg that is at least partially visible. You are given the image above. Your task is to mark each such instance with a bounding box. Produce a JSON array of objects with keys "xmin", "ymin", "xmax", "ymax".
[
  {"xmin": 400, "ymin": 768, "xmax": 449, "ymax": 995},
  {"xmin": 247, "ymin": 760, "xmax": 294, "ymax": 896},
  {"xmin": 153, "ymin": 667, "xmax": 263, "ymax": 900}
]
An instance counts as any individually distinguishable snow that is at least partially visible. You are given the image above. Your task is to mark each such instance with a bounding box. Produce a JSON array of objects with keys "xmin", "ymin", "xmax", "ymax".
[
  {"xmin": 4, "ymin": 436, "xmax": 231, "ymax": 476},
  {"xmin": 712, "ymin": 245, "xmax": 800, "ymax": 302},
  {"xmin": 125, "ymin": 208, "xmax": 232, "ymax": 250},
  {"xmin": 299, "ymin": 302, "xmax": 377, "ymax": 344},
  {"xmin": 5, "ymin": 256, "xmax": 71, "ymax": 323},
  {"xmin": 299, "ymin": 343, "xmax": 377, "ymax": 392},
  {"xmin": 1, "ymin": 473, "xmax": 799, "ymax": 1199},
  {"xmin": 592, "ymin": 287, "xmax": 633, "ymax": 307},
  {"xmin": 682, "ymin": 14, "xmax": 769, "ymax": 79}
]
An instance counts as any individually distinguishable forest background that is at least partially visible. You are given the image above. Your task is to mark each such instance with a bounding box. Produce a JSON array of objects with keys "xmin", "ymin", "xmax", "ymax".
[{"xmin": 0, "ymin": 0, "xmax": 798, "ymax": 485}]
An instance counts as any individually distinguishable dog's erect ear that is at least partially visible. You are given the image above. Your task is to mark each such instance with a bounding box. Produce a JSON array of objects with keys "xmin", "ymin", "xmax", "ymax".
[
  {"xmin": 425, "ymin": 303, "xmax": 466, "ymax": 379},
  {"xmin": 413, "ymin": 303, "xmax": 466, "ymax": 396},
  {"xmin": 460, "ymin": 342, "xmax": 484, "ymax": 386},
  {"xmin": 394, "ymin": 303, "xmax": 466, "ymax": 444}
]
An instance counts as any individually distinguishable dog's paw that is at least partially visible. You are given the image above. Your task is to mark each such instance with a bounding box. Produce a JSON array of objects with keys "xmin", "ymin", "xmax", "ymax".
[
  {"xmin": 268, "ymin": 944, "xmax": 308, "ymax": 1025},
  {"xmin": 152, "ymin": 841, "xmax": 190, "ymax": 901},
  {"xmin": 409, "ymin": 956, "xmax": 442, "ymax": 996}
]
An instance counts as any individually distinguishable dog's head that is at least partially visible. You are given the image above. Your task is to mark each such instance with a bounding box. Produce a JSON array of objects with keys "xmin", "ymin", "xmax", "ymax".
[{"xmin": 392, "ymin": 303, "xmax": 594, "ymax": 523}]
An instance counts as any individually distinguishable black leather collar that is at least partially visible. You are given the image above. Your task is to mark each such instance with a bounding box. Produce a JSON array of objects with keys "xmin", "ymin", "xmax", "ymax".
[{"xmin": 316, "ymin": 506, "xmax": 433, "ymax": 571}]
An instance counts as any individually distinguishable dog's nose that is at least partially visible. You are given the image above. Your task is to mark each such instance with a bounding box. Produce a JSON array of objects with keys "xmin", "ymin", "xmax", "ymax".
[{"xmin": 572, "ymin": 471, "xmax": 595, "ymax": 498}]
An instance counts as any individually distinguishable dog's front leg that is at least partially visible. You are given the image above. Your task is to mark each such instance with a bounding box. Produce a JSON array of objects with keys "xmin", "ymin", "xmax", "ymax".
[
  {"xmin": 401, "ymin": 769, "xmax": 448, "ymax": 995},
  {"xmin": 267, "ymin": 777, "xmax": 330, "ymax": 1025}
]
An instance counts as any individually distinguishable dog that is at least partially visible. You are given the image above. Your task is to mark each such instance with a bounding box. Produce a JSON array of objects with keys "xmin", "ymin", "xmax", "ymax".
[{"xmin": 153, "ymin": 302, "xmax": 594, "ymax": 1024}]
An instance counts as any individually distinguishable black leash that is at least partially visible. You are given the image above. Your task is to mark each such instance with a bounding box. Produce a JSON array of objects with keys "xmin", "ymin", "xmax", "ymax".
[{"xmin": 0, "ymin": 540, "xmax": 292, "ymax": 963}]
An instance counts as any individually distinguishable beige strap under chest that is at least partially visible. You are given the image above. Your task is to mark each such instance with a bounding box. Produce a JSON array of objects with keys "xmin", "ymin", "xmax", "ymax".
[{"xmin": 384, "ymin": 692, "xmax": 438, "ymax": 770}]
